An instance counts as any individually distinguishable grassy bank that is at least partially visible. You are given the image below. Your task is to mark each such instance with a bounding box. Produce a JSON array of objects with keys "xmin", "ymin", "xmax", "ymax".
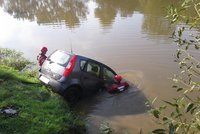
[{"xmin": 0, "ymin": 65, "xmax": 85, "ymax": 134}]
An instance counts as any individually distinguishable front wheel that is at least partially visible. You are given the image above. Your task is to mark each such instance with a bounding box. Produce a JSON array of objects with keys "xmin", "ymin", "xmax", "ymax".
[{"xmin": 64, "ymin": 87, "xmax": 81, "ymax": 104}]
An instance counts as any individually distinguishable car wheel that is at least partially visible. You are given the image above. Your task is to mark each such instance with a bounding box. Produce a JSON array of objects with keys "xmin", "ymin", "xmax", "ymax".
[{"xmin": 64, "ymin": 87, "xmax": 81, "ymax": 104}]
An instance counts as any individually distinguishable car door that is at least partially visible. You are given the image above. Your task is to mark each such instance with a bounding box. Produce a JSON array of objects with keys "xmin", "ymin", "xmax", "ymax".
[
  {"xmin": 81, "ymin": 60, "xmax": 103, "ymax": 94},
  {"xmin": 102, "ymin": 66, "xmax": 117, "ymax": 86}
]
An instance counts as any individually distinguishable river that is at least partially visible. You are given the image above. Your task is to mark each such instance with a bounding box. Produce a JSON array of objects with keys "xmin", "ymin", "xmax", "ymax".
[{"xmin": 0, "ymin": 0, "xmax": 189, "ymax": 133}]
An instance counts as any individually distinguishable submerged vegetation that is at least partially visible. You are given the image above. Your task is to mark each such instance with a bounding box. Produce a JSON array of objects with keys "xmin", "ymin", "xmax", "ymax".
[
  {"xmin": 150, "ymin": 0, "xmax": 200, "ymax": 134},
  {"xmin": 0, "ymin": 48, "xmax": 85, "ymax": 134}
]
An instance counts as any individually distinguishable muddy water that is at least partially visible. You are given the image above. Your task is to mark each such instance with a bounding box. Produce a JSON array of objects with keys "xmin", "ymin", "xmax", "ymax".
[
  {"xmin": 0, "ymin": 0, "xmax": 188, "ymax": 133},
  {"xmin": 76, "ymin": 85, "xmax": 155, "ymax": 133}
]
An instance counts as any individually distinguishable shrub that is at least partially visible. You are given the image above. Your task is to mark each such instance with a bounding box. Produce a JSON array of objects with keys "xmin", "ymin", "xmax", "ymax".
[
  {"xmin": 0, "ymin": 48, "xmax": 31, "ymax": 71},
  {"xmin": 149, "ymin": 0, "xmax": 200, "ymax": 134}
]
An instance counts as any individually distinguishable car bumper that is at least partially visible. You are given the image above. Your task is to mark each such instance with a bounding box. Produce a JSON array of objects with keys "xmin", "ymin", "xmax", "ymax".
[{"xmin": 39, "ymin": 74, "xmax": 64, "ymax": 94}]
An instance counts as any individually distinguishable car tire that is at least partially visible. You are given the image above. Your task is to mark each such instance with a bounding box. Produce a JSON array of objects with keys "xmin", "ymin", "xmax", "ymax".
[{"xmin": 64, "ymin": 87, "xmax": 81, "ymax": 104}]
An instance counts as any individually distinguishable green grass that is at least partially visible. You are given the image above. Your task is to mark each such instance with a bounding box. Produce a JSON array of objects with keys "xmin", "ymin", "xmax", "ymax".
[{"xmin": 0, "ymin": 65, "xmax": 86, "ymax": 134}]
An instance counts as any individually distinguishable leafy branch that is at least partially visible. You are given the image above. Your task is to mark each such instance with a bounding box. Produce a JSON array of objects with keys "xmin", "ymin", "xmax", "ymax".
[{"xmin": 149, "ymin": 0, "xmax": 200, "ymax": 134}]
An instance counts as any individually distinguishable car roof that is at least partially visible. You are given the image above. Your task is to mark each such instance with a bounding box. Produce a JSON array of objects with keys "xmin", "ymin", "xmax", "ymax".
[
  {"xmin": 76, "ymin": 54, "xmax": 116, "ymax": 74},
  {"xmin": 55, "ymin": 50, "xmax": 117, "ymax": 74}
]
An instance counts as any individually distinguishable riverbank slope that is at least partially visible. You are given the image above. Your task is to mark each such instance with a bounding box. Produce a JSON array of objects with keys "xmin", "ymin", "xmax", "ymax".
[{"xmin": 0, "ymin": 65, "xmax": 85, "ymax": 134}]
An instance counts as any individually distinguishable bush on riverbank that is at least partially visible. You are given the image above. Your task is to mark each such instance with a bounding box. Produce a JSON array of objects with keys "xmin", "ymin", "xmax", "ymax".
[
  {"xmin": 0, "ymin": 48, "xmax": 31, "ymax": 71},
  {"xmin": 0, "ymin": 65, "xmax": 86, "ymax": 134}
]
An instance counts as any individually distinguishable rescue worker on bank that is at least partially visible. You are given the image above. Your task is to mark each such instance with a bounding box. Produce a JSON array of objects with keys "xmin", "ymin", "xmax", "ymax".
[{"xmin": 37, "ymin": 47, "xmax": 48, "ymax": 66}]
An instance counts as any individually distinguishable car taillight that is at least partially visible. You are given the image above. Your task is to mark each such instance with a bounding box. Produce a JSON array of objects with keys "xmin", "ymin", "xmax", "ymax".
[{"xmin": 63, "ymin": 55, "xmax": 76, "ymax": 77}]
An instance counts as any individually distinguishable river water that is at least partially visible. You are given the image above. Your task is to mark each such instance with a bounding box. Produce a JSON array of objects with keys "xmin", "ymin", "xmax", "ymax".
[{"xmin": 0, "ymin": 0, "xmax": 190, "ymax": 133}]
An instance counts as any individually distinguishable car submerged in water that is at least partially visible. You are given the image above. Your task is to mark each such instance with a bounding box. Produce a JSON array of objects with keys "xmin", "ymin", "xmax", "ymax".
[{"xmin": 39, "ymin": 50, "xmax": 128, "ymax": 103}]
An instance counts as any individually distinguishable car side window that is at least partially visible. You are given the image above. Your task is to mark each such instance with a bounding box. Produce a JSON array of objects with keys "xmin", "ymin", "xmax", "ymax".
[
  {"xmin": 103, "ymin": 67, "xmax": 115, "ymax": 81},
  {"xmin": 86, "ymin": 62, "xmax": 100, "ymax": 77},
  {"xmin": 80, "ymin": 60, "xmax": 87, "ymax": 70}
]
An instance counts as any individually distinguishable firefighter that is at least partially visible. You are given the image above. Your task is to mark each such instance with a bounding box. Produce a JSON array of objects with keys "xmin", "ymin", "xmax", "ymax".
[{"xmin": 37, "ymin": 47, "xmax": 48, "ymax": 66}]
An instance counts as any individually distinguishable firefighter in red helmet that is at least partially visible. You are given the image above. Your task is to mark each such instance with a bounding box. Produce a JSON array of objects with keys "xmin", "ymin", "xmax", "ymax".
[
  {"xmin": 37, "ymin": 47, "xmax": 48, "ymax": 66},
  {"xmin": 114, "ymin": 75, "xmax": 122, "ymax": 83}
]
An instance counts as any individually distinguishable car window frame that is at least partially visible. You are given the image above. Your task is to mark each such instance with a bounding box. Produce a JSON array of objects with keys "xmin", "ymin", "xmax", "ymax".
[
  {"xmin": 79, "ymin": 59, "xmax": 87, "ymax": 71},
  {"xmin": 83, "ymin": 60, "xmax": 102, "ymax": 78},
  {"xmin": 102, "ymin": 65, "xmax": 116, "ymax": 82}
]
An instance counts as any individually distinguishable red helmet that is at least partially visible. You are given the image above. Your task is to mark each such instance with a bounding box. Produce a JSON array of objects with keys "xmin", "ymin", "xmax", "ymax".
[
  {"xmin": 41, "ymin": 47, "xmax": 48, "ymax": 53},
  {"xmin": 114, "ymin": 75, "xmax": 122, "ymax": 82}
]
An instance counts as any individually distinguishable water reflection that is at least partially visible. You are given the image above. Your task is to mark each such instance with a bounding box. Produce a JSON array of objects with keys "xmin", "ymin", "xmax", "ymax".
[
  {"xmin": 0, "ymin": 0, "xmax": 88, "ymax": 28},
  {"xmin": 0, "ymin": 0, "xmax": 3, "ymax": 6},
  {"xmin": 0, "ymin": 0, "xmax": 179, "ymax": 35},
  {"xmin": 142, "ymin": 16, "xmax": 172, "ymax": 35},
  {"xmin": 94, "ymin": 0, "xmax": 139, "ymax": 27},
  {"xmin": 140, "ymin": 0, "xmax": 176, "ymax": 35}
]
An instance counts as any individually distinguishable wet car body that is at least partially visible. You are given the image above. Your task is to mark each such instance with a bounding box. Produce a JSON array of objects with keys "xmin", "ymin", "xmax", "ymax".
[{"xmin": 39, "ymin": 50, "xmax": 117, "ymax": 102}]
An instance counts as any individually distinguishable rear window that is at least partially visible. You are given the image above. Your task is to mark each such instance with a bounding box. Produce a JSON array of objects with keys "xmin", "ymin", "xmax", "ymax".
[{"xmin": 49, "ymin": 51, "xmax": 70, "ymax": 65}]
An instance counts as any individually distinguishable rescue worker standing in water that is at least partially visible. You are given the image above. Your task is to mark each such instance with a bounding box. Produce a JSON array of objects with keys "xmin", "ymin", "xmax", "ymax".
[{"xmin": 37, "ymin": 47, "xmax": 48, "ymax": 66}]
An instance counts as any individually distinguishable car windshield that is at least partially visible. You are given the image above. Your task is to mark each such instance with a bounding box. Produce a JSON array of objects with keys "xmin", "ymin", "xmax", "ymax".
[{"xmin": 49, "ymin": 51, "xmax": 70, "ymax": 65}]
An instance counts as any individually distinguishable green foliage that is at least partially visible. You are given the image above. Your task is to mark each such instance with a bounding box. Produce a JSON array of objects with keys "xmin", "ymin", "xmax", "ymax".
[
  {"xmin": 150, "ymin": 0, "xmax": 200, "ymax": 134},
  {"xmin": 0, "ymin": 48, "xmax": 31, "ymax": 71},
  {"xmin": 100, "ymin": 122, "xmax": 113, "ymax": 134},
  {"xmin": 0, "ymin": 66, "xmax": 86, "ymax": 134}
]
